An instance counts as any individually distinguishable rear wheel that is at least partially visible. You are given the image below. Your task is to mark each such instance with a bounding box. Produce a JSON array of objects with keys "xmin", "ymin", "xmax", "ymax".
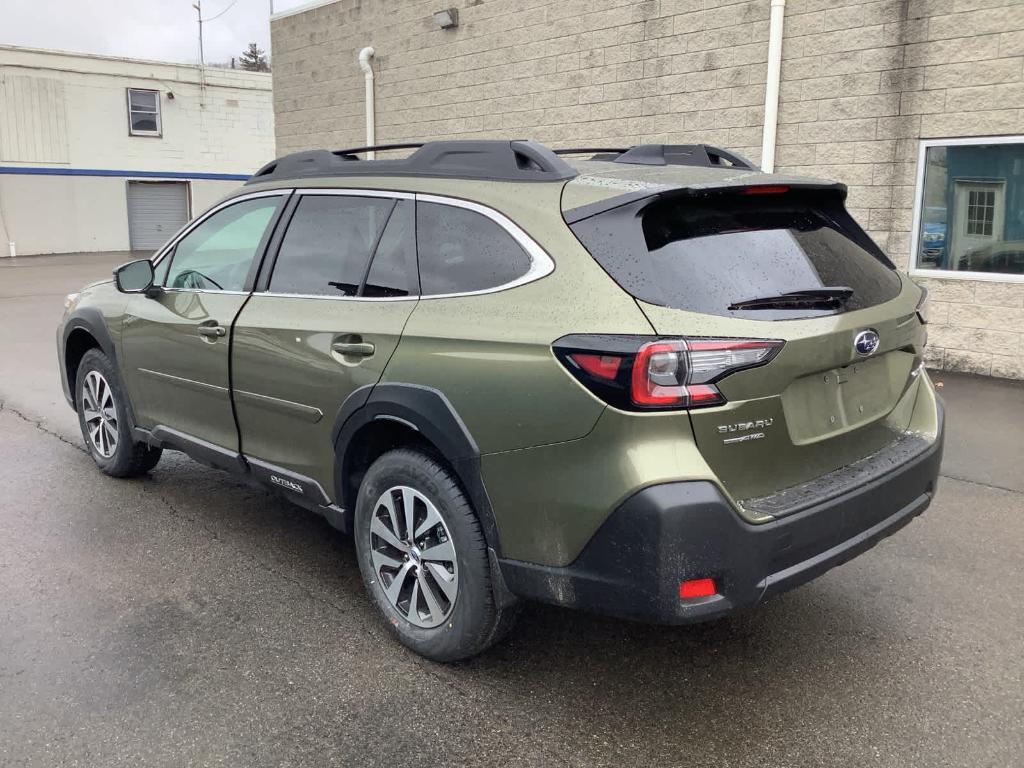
[
  {"xmin": 75, "ymin": 349, "xmax": 162, "ymax": 477},
  {"xmin": 354, "ymin": 448, "xmax": 517, "ymax": 661}
]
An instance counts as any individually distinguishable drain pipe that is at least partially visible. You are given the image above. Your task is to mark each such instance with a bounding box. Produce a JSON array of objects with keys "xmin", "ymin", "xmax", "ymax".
[
  {"xmin": 358, "ymin": 47, "xmax": 376, "ymax": 159},
  {"xmin": 760, "ymin": 0, "xmax": 786, "ymax": 173}
]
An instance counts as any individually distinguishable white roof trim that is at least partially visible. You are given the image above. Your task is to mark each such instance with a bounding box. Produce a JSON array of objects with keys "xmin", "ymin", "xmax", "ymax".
[{"xmin": 271, "ymin": 0, "xmax": 341, "ymax": 21}]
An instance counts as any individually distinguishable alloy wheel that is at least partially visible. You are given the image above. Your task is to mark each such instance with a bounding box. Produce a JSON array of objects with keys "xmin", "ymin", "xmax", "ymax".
[
  {"xmin": 82, "ymin": 370, "xmax": 118, "ymax": 458},
  {"xmin": 369, "ymin": 485, "xmax": 458, "ymax": 628}
]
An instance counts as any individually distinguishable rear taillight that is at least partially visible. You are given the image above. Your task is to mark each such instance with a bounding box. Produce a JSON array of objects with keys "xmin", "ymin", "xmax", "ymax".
[
  {"xmin": 556, "ymin": 335, "xmax": 783, "ymax": 411},
  {"xmin": 742, "ymin": 184, "xmax": 789, "ymax": 195},
  {"xmin": 916, "ymin": 286, "xmax": 930, "ymax": 325}
]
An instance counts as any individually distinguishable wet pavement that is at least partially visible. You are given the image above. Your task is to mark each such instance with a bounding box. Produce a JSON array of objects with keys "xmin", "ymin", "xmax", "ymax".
[{"xmin": 1, "ymin": 252, "xmax": 1022, "ymax": 767}]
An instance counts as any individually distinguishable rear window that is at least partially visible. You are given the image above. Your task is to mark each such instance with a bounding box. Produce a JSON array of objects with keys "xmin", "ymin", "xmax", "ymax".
[
  {"xmin": 416, "ymin": 202, "xmax": 531, "ymax": 296},
  {"xmin": 571, "ymin": 190, "xmax": 902, "ymax": 319}
]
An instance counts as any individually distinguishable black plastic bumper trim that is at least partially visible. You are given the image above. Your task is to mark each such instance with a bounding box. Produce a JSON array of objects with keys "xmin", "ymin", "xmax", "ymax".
[{"xmin": 498, "ymin": 403, "xmax": 944, "ymax": 625}]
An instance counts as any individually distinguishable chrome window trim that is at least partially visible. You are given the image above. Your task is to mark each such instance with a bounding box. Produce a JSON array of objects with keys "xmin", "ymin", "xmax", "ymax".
[
  {"xmin": 258, "ymin": 291, "xmax": 417, "ymax": 302},
  {"xmin": 249, "ymin": 189, "xmax": 556, "ymax": 302},
  {"xmin": 293, "ymin": 187, "xmax": 416, "ymax": 201},
  {"xmin": 158, "ymin": 289, "xmax": 251, "ymax": 296}
]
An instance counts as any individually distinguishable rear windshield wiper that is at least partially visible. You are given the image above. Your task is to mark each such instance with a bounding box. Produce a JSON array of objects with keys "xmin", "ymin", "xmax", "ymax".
[{"xmin": 728, "ymin": 286, "xmax": 854, "ymax": 311}]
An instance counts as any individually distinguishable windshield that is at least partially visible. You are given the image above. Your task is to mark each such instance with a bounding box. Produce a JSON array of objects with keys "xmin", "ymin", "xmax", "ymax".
[{"xmin": 570, "ymin": 189, "xmax": 902, "ymax": 319}]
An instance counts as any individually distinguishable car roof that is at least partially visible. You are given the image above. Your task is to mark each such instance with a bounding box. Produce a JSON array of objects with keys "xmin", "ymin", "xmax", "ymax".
[{"xmin": 233, "ymin": 140, "xmax": 844, "ymax": 220}]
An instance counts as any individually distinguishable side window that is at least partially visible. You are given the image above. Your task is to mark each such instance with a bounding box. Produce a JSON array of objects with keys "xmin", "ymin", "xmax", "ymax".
[
  {"xmin": 363, "ymin": 200, "xmax": 418, "ymax": 298},
  {"xmin": 269, "ymin": 195, "xmax": 394, "ymax": 296},
  {"xmin": 165, "ymin": 197, "xmax": 281, "ymax": 291},
  {"xmin": 153, "ymin": 251, "xmax": 172, "ymax": 285},
  {"xmin": 416, "ymin": 202, "xmax": 532, "ymax": 295}
]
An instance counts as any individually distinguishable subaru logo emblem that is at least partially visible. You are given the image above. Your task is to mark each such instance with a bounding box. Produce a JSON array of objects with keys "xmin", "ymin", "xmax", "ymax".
[{"xmin": 854, "ymin": 329, "xmax": 880, "ymax": 356}]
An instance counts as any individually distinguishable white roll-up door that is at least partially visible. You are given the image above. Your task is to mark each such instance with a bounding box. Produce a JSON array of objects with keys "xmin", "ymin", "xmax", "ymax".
[{"xmin": 126, "ymin": 181, "xmax": 189, "ymax": 250}]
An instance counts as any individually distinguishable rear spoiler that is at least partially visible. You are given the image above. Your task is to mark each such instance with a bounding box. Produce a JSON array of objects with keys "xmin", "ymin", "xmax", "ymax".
[{"xmin": 562, "ymin": 180, "xmax": 848, "ymax": 225}]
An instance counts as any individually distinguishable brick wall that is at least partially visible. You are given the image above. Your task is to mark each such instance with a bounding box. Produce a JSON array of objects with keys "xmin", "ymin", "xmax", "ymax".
[{"xmin": 271, "ymin": 0, "xmax": 1024, "ymax": 380}]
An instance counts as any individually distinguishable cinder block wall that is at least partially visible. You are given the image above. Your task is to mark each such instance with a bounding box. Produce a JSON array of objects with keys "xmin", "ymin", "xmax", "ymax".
[{"xmin": 271, "ymin": 0, "xmax": 1024, "ymax": 380}]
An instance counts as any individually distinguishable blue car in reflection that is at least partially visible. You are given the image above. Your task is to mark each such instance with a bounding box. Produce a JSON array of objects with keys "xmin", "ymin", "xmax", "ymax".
[{"xmin": 920, "ymin": 206, "xmax": 947, "ymax": 265}]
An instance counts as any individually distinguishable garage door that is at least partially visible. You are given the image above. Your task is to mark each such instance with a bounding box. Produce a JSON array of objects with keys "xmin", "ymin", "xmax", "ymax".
[{"xmin": 126, "ymin": 181, "xmax": 189, "ymax": 250}]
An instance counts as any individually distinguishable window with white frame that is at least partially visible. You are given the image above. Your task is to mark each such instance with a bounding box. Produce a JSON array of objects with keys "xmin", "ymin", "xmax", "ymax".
[
  {"xmin": 127, "ymin": 88, "xmax": 161, "ymax": 136},
  {"xmin": 912, "ymin": 137, "xmax": 1024, "ymax": 280}
]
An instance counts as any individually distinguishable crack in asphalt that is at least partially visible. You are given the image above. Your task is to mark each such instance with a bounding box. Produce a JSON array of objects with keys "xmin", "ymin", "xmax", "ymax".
[
  {"xmin": 0, "ymin": 399, "xmax": 86, "ymax": 453},
  {"xmin": 939, "ymin": 472, "xmax": 1020, "ymax": 495}
]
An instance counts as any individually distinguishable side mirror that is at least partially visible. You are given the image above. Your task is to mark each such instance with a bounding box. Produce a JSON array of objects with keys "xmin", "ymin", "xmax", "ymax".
[{"xmin": 114, "ymin": 259, "xmax": 155, "ymax": 294}]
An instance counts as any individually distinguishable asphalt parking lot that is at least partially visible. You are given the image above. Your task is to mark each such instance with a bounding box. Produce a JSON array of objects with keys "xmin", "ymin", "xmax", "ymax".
[{"xmin": 1, "ymin": 252, "xmax": 1022, "ymax": 767}]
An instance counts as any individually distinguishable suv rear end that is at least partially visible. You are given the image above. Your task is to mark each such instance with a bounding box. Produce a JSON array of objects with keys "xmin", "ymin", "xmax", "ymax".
[{"xmin": 486, "ymin": 152, "xmax": 943, "ymax": 624}]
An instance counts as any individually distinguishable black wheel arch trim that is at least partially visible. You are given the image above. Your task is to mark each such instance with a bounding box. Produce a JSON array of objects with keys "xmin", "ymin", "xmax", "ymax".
[
  {"xmin": 60, "ymin": 307, "xmax": 125, "ymax": 414},
  {"xmin": 332, "ymin": 383, "xmax": 502, "ymax": 555}
]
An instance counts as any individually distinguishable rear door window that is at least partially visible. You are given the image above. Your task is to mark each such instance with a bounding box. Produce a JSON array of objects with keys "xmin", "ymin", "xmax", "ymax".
[
  {"xmin": 571, "ymin": 190, "xmax": 902, "ymax": 319},
  {"xmin": 416, "ymin": 202, "xmax": 531, "ymax": 295},
  {"xmin": 363, "ymin": 200, "xmax": 418, "ymax": 298},
  {"xmin": 269, "ymin": 195, "xmax": 394, "ymax": 297}
]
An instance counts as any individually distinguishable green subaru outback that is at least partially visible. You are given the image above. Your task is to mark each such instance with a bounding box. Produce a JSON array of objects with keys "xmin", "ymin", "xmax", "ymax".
[{"xmin": 58, "ymin": 141, "xmax": 943, "ymax": 661}]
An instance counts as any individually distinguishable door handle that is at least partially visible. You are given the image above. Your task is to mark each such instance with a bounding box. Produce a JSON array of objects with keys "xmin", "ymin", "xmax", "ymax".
[
  {"xmin": 331, "ymin": 340, "xmax": 375, "ymax": 357},
  {"xmin": 197, "ymin": 324, "xmax": 227, "ymax": 338}
]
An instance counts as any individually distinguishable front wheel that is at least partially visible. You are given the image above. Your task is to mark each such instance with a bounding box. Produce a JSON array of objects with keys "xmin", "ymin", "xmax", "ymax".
[
  {"xmin": 354, "ymin": 448, "xmax": 517, "ymax": 662},
  {"xmin": 75, "ymin": 348, "xmax": 162, "ymax": 477}
]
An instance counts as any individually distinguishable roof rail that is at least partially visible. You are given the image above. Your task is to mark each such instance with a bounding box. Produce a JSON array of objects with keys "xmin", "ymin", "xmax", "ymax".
[
  {"xmin": 246, "ymin": 140, "xmax": 578, "ymax": 184},
  {"xmin": 333, "ymin": 142, "xmax": 425, "ymax": 159},
  {"xmin": 555, "ymin": 144, "xmax": 757, "ymax": 170}
]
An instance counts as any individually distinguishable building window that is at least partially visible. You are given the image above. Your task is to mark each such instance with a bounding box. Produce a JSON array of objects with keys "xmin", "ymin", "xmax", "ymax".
[
  {"xmin": 912, "ymin": 137, "xmax": 1024, "ymax": 281},
  {"xmin": 127, "ymin": 88, "xmax": 161, "ymax": 136},
  {"xmin": 965, "ymin": 188, "xmax": 995, "ymax": 236}
]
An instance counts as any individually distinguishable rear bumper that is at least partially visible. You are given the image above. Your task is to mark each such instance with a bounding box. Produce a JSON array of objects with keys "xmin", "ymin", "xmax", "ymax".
[{"xmin": 499, "ymin": 402, "xmax": 944, "ymax": 624}]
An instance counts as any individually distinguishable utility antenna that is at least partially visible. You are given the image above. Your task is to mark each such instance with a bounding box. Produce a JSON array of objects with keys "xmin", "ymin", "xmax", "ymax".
[{"xmin": 192, "ymin": 1, "xmax": 207, "ymax": 106}]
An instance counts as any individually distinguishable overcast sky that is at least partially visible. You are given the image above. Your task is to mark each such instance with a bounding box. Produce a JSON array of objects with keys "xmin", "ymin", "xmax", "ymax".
[{"xmin": 0, "ymin": 0, "xmax": 311, "ymax": 65}]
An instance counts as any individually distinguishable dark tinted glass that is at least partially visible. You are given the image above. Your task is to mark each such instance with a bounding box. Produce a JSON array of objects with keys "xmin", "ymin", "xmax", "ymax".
[
  {"xmin": 270, "ymin": 195, "xmax": 393, "ymax": 296},
  {"xmin": 572, "ymin": 191, "xmax": 902, "ymax": 319},
  {"xmin": 130, "ymin": 114, "xmax": 158, "ymax": 132},
  {"xmin": 363, "ymin": 200, "xmax": 417, "ymax": 298},
  {"xmin": 417, "ymin": 202, "xmax": 531, "ymax": 295}
]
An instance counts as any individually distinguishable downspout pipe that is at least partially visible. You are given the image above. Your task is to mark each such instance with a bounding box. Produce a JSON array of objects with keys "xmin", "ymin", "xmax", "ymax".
[
  {"xmin": 760, "ymin": 0, "xmax": 786, "ymax": 173},
  {"xmin": 358, "ymin": 47, "xmax": 376, "ymax": 159}
]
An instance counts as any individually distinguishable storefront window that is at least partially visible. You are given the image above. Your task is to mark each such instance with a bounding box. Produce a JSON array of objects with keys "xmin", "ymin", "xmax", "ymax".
[{"xmin": 912, "ymin": 138, "xmax": 1024, "ymax": 279}]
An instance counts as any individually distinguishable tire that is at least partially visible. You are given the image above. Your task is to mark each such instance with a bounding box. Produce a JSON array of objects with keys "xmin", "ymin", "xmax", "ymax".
[
  {"xmin": 75, "ymin": 348, "xmax": 162, "ymax": 477},
  {"xmin": 354, "ymin": 448, "xmax": 518, "ymax": 662}
]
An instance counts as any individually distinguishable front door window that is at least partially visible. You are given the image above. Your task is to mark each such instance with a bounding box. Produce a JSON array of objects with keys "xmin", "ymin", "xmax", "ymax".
[{"xmin": 164, "ymin": 196, "xmax": 282, "ymax": 291}]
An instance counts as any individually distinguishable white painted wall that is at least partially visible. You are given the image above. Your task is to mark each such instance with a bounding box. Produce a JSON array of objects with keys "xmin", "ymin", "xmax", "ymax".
[
  {"xmin": 0, "ymin": 176, "xmax": 243, "ymax": 255},
  {"xmin": 0, "ymin": 45, "xmax": 275, "ymax": 255}
]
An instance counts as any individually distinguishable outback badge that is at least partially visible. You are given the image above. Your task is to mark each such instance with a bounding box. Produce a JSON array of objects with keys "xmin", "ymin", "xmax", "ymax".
[{"xmin": 854, "ymin": 329, "xmax": 880, "ymax": 356}]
